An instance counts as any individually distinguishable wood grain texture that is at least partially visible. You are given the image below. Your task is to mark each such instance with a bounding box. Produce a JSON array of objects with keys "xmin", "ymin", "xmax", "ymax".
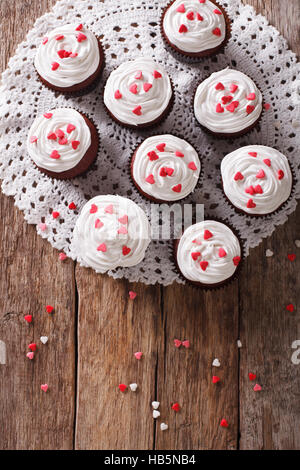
[{"xmin": 0, "ymin": 0, "xmax": 299, "ymax": 450}]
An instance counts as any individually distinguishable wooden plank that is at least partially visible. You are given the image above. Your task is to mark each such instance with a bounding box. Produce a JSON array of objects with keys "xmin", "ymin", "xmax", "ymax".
[
  {"xmin": 239, "ymin": 0, "xmax": 300, "ymax": 450},
  {"xmin": 0, "ymin": 0, "xmax": 75, "ymax": 450}
]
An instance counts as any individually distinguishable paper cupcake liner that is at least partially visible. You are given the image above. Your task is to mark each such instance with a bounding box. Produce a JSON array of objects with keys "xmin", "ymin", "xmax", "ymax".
[
  {"xmin": 102, "ymin": 72, "xmax": 175, "ymax": 130},
  {"xmin": 160, "ymin": 0, "xmax": 232, "ymax": 61},
  {"xmin": 128, "ymin": 131, "xmax": 204, "ymax": 204},
  {"xmin": 35, "ymin": 37, "xmax": 105, "ymax": 98},
  {"xmin": 30, "ymin": 107, "xmax": 101, "ymax": 180},
  {"xmin": 172, "ymin": 216, "xmax": 246, "ymax": 290}
]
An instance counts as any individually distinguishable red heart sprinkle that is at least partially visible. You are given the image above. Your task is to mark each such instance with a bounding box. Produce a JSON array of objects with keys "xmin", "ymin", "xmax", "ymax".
[
  {"xmin": 219, "ymin": 248, "xmax": 227, "ymax": 258},
  {"xmin": 214, "ymin": 9, "xmax": 222, "ymax": 15},
  {"xmin": 230, "ymin": 84, "xmax": 238, "ymax": 93},
  {"xmin": 175, "ymin": 150, "xmax": 184, "ymax": 157},
  {"xmin": 263, "ymin": 158, "xmax": 271, "ymax": 167},
  {"xmin": 69, "ymin": 202, "xmax": 77, "ymax": 210},
  {"xmin": 64, "ymin": 51, "xmax": 72, "ymax": 58},
  {"xmin": 213, "ymin": 27, "xmax": 221, "ymax": 36},
  {"xmin": 42, "ymin": 37, "xmax": 48, "ymax": 45},
  {"xmin": 97, "ymin": 243, "xmax": 107, "ymax": 252},
  {"xmin": 147, "ymin": 151, "xmax": 159, "ymax": 161},
  {"xmin": 105, "ymin": 204, "xmax": 114, "ymax": 214},
  {"xmin": 172, "ymin": 403, "xmax": 180, "ymax": 412},
  {"xmin": 135, "ymin": 70, "xmax": 143, "ymax": 79},
  {"xmin": 172, "ymin": 184, "xmax": 182, "ymax": 193},
  {"xmin": 129, "ymin": 291, "xmax": 137, "ymax": 300},
  {"xmin": 199, "ymin": 0, "xmax": 206, "ymax": 3},
  {"xmin": 118, "ymin": 215, "xmax": 128, "ymax": 225},
  {"xmin": 226, "ymin": 103, "xmax": 236, "ymax": 113},
  {"xmin": 114, "ymin": 90, "xmax": 122, "ymax": 99},
  {"xmin": 143, "ymin": 82, "xmax": 152, "ymax": 92},
  {"xmin": 90, "ymin": 204, "xmax": 98, "ymax": 214},
  {"xmin": 253, "ymin": 384, "xmax": 262, "ymax": 392},
  {"xmin": 232, "ymin": 100, "xmax": 239, "ymax": 108},
  {"xmin": 200, "ymin": 260, "xmax": 208, "ymax": 271},
  {"xmin": 216, "ymin": 103, "xmax": 224, "ymax": 113},
  {"xmin": 118, "ymin": 226, "xmax": 128, "ymax": 235},
  {"xmin": 188, "ymin": 162, "xmax": 197, "ymax": 171},
  {"xmin": 254, "ymin": 184, "xmax": 263, "ymax": 194},
  {"xmin": 248, "ymin": 152, "xmax": 257, "ymax": 157},
  {"xmin": 288, "ymin": 254, "xmax": 296, "ymax": 262},
  {"xmin": 246, "ymin": 105, "xmax": 255, "ymax": 114},
  {"xmin": 67, "ymin": 124, "xmax": 76, "ymax": 134},
  {"xmin": 146, "ymin": 174, "xmax": 155, "ymax": 184},
  {"xmin": 204, "ymin": 230, "xmax": 213, "ymax": 240},
  {"xmin": 286, "ymin": 304, "xmax": 294, "ymax": 312},
  {"xmin": 197, "ymin": 13, "xmax": 204, "ymax": 21},
  {"xmin": 95, "ymin": 219, "xmax": 104, "ymax": 229},
  {"xmin": 191, "ymin": 252, "xmax": 201, "ymax": 261},
  {"xmin": 220, "ymin": 419, "xmax": 229, "ymax": 428},
  {"xmin": 57, "ymin": 49, "xmax": 66, "ymax": 59},
  {"xmin": 247, "ymin": 93, "xmax": 256, "ymax": 100},
  {"xmin": 28, "ymin": 343, "xmax": 37, "ymax": 352},
  {"xmin": 47, "ymin": 132, "xmax": 57, "ymax": 140},
  {"xmin": 24, "ymin": 314, "xmax": 33, "ymax": 323},
  {"xmin": 215, "ymin": 82, "xmax": 225, "ymax": 91},
  {"xmin": 234, "ymin": 172, "xmax": 244, "ymax": 181},
  {"xmin": 56, "ymin": 129, "xmax": 65, "ymax": 139},
  {"xmin": 245, "ymin": 186, "xmax": 255, "ymax": 195},
  {"xmin": 248, "ymin": 372, "xmax": 256, "ymax": 381},
  {"xmin": 44, "ymin": 113, "xmax": 53, "ymax": 119},
  {"xmin": 156, "ymin": 143, "xmax": 166, "ymax": 152},
  {"xmin": 30, "ymin": 136, "xmax": 38, "ymax": 143},
  {"xmin": 247, "ymin": 199, "xmax": 256, "ymax": 209},
  {"xmin": 256, "ymin": 169, "xmax": 265, "ymax": 179},
  {"xmin": 77, "ymin": 33, "xmax": 87, "ymax": 42},
  {"xmin": 278, "ymin": 170, "xmax": 284, "ymax": 180},
  {"xmin": 129, "ymin": 83, "xmax": 138, "ymax": 94},
  {"xmin": 182, "ymin": 340, "xmax": 190, "ymax": 348},
  {"xmin": 27, "ymin": 352, "xmax": 34, "ymax": 360},
  {"xmin": 153, "ymin": 70, "xmax": 162, "ymax": 79},
  {"xmin": 179, "ymin": 24, "xmax": 188, "ymax": 33},
  {"xmin": 76, "ymin": 24, "xmax": 83, "ymax": 31},
  {"xmin": 212, "ymin": 376, "xmax": 220, "ymax": 384},
  {"xmin": 264, "ymin": 103, "xmax": 271, "ymax": 110},
  {"xmin": 122, "ymin": 246, "xmax": 131, "ymax": 256},
  {"xmin": 176, "ymin": 3, "xmax": 185, "ymax": 12},
  {"xmin": 72, "ymin": 140, "xmax": 80, "ymax": 150},
  {"xmin": 222, "ymin": 95, "xmax": 233, "ymax": 105},
  {"xmin": 233, "ymin": 256, "xmax": 241, "ymax": 266},
  {"xmin": 157, "ymin": 167, "xmax": 165, "ymax": 177},
  {"xmin": 50, "ymin": 150, "xmax": 60, "ymax": 159},
  {"xmin": 186, "ymin": 11, "xmax": 194, "ymax": 20},
  {"xmin": 174, "ymin": 339, "xmax": 182, "ymax": 348},
  {"xmin": 41, "ymin": 384, "xmax": 48, "ymax": 392},
  {"xmin": 56, "ymin": 34, "xmax": 64, "ymax": 41},
  {"xmin": 46, "ymin": 305, "xmax": 54, "ymax": 313},
  {"xmin": 132, "ymin": 105, "xmax": 142, "ymax": 115},
  {"xmin": 119, "ymin": 384, "xmax": 127, "ymax": 392},
  {"xmin": 51, "ymin": 62, "xmax": 60, "ymax": 71}
]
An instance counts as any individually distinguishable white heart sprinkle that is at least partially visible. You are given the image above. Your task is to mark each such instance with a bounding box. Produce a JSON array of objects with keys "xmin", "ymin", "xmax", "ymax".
[
  {"xmin": 129, "ymin": 383, "xmax": 138, "ymax": 392},
  {"xmin": 237, "ymin": 340, "xmax": 242, "ymax": 348},
  {"xmin": 152, "ymin": 401, "xmax": 160, "ymax": 410},
  {"xmin": 153, "ymin": 410, "xmax": 160, "ymax": 419},
  {"xmin": 295, "ymin": 240, "xmax": 300, "ymax": 248},
  {"xmin": 266, "ymin": 249, "xmax": 274, "ymax": 257},
  {"xmin": 212, "ymin": 358, "xmax": 220, "ymax": 367},
  {"xmin": 40, "ymin": 336, "xmax": 48, "ymax": 344},
  {"xmin": 160, "ymin": 423, "xmax": 168, "ymax": 431}
]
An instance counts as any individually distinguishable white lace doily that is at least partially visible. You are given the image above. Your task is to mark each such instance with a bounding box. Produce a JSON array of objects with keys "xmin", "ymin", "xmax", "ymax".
[{"xmin": 0, "ymin": 0, "xmax": 299, "ymax": 285}]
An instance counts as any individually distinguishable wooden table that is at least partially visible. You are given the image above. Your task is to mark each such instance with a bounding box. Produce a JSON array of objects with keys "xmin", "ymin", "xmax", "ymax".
[{"xmin": 0, "ymin": 0, "xmax": 299, "ymax": 450}]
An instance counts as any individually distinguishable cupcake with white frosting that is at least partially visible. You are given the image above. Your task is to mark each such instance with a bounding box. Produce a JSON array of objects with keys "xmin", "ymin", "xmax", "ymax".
[
  {"xmin": 131, "ymin": 135, "xmax": 201, "ymax": 202},
  {"xmin": 221, "ymin": 145, "xmax": 293, "ymax": 216},
  {"xmin": 35, "ymin": 24, "xmax": 104, "ymax": 93},
  {"xmin": 73, "ymin": 195, "xmax": 151, "ymax": 273},
  {"xmin": 104, "ymin": 58, "xmax": 173, "ymax": 128},
  {"xmin": 161, "ymin": 0, "xmax": 230, "ymax": 58},
  {"xmin": 175, "ymin": 220, "xmax": 242, "ymax": 287},
  {"xmin": 194, "ymin": 68, "xmax": 263, "ymax": 137},
  {"xmin": 27, "ymin": 108, "xmax": 99, "ymax": 179}
]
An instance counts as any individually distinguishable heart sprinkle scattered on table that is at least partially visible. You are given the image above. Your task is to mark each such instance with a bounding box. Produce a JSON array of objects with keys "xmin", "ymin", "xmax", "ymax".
[
  {"xmin": 129, "ymin": 383, "xmax": 138, "ymax": 392},
  {"xmin": 153, "ymin": 410, "xmax": 160, "ymax": 419},
  {"xmin": 220, "ymin": 419, "xmax": 229, "ymax": 428},
  {"xmin": 41, "ymin": 384, "xmax": 48, "ymax": 392},
  {"xmin": 248, "ymin": 372, "xmax": 257, "ymax": 381},
  {"xmin": 171, "ymin": 403, "xmax": 180, "ymax": 412},
  {"xmin": 237, "ymin": 340, "xmax": 242, "ymax": 348},
  {"xmin": 38, "ymin": 223, "xmax": 47, "ymax": 232},
  {"xmin": 182, "ymin": 340, "xmax": 190, "ymax": 349},
  {"xmin": 40, "ymin": 336, "xmax": 48, "ymax": 345},
  {"xmin": 212, "ymin": 376, "xmax": 220, "ymax": 384},
  {"xmin": 152, "ymin": 401, "xmax": 160, "ymax": 410},
  {"xmin": 253, "ymin": 384, "xmax": 262, "ymax": 392},
  {"xmin": 134, "ymin": 352, "xmax": 143, "ymax": 360},
  {"xmin": 160, "ymin": 423, "xmax": 168, "ymax": 431},
  {"xmin": 266, "ymin": 249, "xmax": 274, "ymax": 257},
  {"xmin": 24, "ymin": 315, "xmax": 32, "ymax": 323},
  {"xmin": 129, "ymin": 291, "xmax": 137, "ymax": 300},
  {"xmin": 119, "ymin": 384, "xmax": 127, "ymax": 392},
  {"xmin": 46, "ymin": 305, "xmax": 54, "ymax": 314},
  {"xmin": 212, "ymin": 358, "xmax": 221, "ymax": 367},
  {"xmin": 288, "ymin": 253, "xmax": 296, "ymax": 261},
  {"xmin": 28, "ymin": 343, "xmax": 37, "ymax": 352},
  {"xmin": 286, "ymin": 304, "xmax": 295, "ymax": 312},
  {"xmin": 295, "ymin": 240, "xmax": 300, "ymax": 248},
  {"xmin": 174, "ymin": 339, "xmax": 182, "ymax": 348},
  {"xmin": 26, "ymin": 352, "xmax": 34, "ymax": 360},
  {"xmin": 59, "ymin": 253, "xmax": 67, "ymax": 261}
]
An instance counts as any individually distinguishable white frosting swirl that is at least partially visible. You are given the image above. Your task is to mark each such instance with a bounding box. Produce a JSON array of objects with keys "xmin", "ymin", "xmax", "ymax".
[
  {"xmin": 194, "ymin": 68, "xmax": 263, "ymax": 134},
  {"xmin": 163, "ymin": 0, "xmax": 226, "ymax": 53},
  {"xmin": 177, "ymin": 220, "xmax": 241, "ymax": 284},
  {"xmin": 104, "ymin": 58, "xmax": 172, "ymax": 126},
  {"xmin": 132, "ymin": 135, "xmax": 200, "ymax": 201},
  {"xmin": 27, "ymin": 108, "xmax": 91, "ymax": 173},
  {"xmin": 35, "ymin": 24, "xmax": 100, "ymax": 87},
  {"xmin": 74, "ymin": 195, "xmax": 151, "ymax": 272},
  {"xmin": 221, "ymin": 145, "xmax": 292, "ymax": 215}
]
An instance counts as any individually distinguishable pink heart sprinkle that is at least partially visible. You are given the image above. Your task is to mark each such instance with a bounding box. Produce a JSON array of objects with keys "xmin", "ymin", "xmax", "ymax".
[
  {"xmin": 47, "ymin": 132, "xmax": 57, "ymax": 140},
  {"xmin": 30, "ymin": 136, "xmax": 38, "ymax": 143},
  {"xmin": 216, "ymin": 103, "xmax": 224, "ymax": 113},
  {"xmin": 153, "ymin": 70, "xmax": 162, "ymax": 79},
  {"xmin": 188, "ymin": 162, "xmax": 197, "ymax": 171},
  {"xmin": 118, "ymin": 226, "xmax": 128, "ymax": 235},
  {"xmin": 118, "ymin": 215, "xmax": 128, "ymax": 225},
  {"xmin": 245, "ymin": 185, "xmax": 255, "ymax": 195},
  {"xmin": 219, "ymin": 248, "xmax": 227, "ymax": 258},
  {"xmin": 226, "ymin": 103, "xmax": 236, "ymax": 113},
  {"xmin": 90, "ymin": 204, "xmax": 98, "ymax": 214},
  {"xmin": 230, "ymin": 84, "xmax": 238, "ymax": 93},
  {"xmin": 56, "ymin": 129, "xmax": 65, "ymax": 139},
  {"xmin": 129, "ymin": 291, "xmax": 137, "ymax": 300},
  {"xmin": 254, "ymin": 184, "xmax": 263, "ymax": 194},
  {"xmin": 134, "ymin": 351, "xmax": 143, "ymax": 360},
  {"xmin": 72, "ymin": 140, "xmax": 80, "ymax": 150},
  {"xmin": 182, "ymin": 340, "xmax": 190, "ymax": 349},
  {"xmin": 27, "ymin": 352, "xmax": 34, "ymax": 360},
  {"xmin": 59, "ymin": 253, "xmax": 67, "ymax": 261},
  {"xmin": 174, "ymin": 339, "xmax": 182, "ymax": 348},
  {"xmin": 50, "ymin": 150, "xmax": 60, "ymax": 159},
  {"xmin": 114, "ymin": 89, "xmax": 122, "ymax": 99},
  {"xmin": 42, "ymin": 37, "xmax": 48, "ymax": 45},
  {"xmin": 95, "ymin": 219, "xmax": 104, "ymax": 229},
  {"xmin": 263, "ymin": 158, "xmax": 271, "ymax": 167},
  {"xmin": 70, "ymin": 53, "xmax": 78, "ymax": 58},
  {"xmin": 176, "ymin": 3, "xmax": 185, "ymax": 13},
  {"xmin": 67, "ymin": 124, "xmax": 76, "ymax": 134},
  {"xmin": 132, "ymin": 105, "xmax": 142, "ymax": 116},
  {"xmin": 253, "ymin": 384, "xmax": 262, "ymax": 392},
  {"xmin": 146, "ymin": 174, "xmax": 155, "ymax": 184},
  {"xmin": 58, "ymin": 137, "xmax": 68, "ymax": 146},
  {"xmin": 39, "ymin": 223, "xmax": 47, "ymax": 231},
  {"xmin": 135, "ymin": 71, "xmax": 143, "ymax": 80},
  {"xmin": 221, "ymin": 95, "xmax": 233, "ymax": 105},
  {"xmin": 156, "ymin": 143, "xmax": 166, "ymax": 152},
  {"xmin": 129, "ymin": 83, "xmax": 138, "ymax": 94},
  {"xmin": 247, "ymin": 93, "xmax": 256, "ymax": 100},
  {"xmin": 175, "ymin": 150, "xmax": 184, "ymax": 157},
  {"xmin": 256, "ymin": 169, "xmax": 265, "ymax": 179},
  {"xmin": 105, "ymin": 204, "xmax": 114, "ymax": 214},
  {"xmin": 143, "ymin": 82, "xmax": 152, "ymax": 92},
  {"xmin": 44, "ymin": 113, "xmax": 53, "ymax": 119},
  {"xmin": 97, "ymin": 243, "xmax": 107, "ymax": 253},
  {"xmin": 166, "ymin": 167, "xmax": 174, "ymax": 176},
  {"xmin": 41, "ymin": 384, "xmax": 48, "ymax": 392}
]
